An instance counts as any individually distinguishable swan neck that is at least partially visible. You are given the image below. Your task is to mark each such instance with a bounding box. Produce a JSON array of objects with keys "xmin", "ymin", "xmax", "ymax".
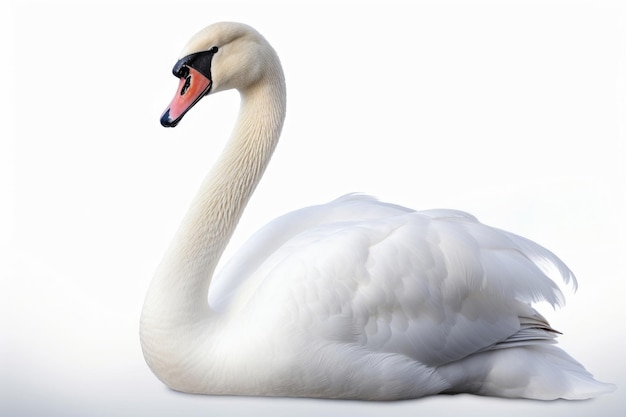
[{"xmin": 142, "ymin": 64, "xmax": 286, "ymax": 327}]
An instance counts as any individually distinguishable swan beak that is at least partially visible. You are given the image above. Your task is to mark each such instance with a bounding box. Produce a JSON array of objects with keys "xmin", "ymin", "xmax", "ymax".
[{"xmin": 160, "ymin": 66, "xmax": 212, "ymax": 127}]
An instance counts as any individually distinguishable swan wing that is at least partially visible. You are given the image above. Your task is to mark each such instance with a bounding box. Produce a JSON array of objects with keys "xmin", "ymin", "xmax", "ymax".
[
  {"xmin": 218, "ymin": 195, "xmax": 575, "ymax": 367},
  {"xmin": 209, "ymin": 194, "xmax": 412, "ymax": 310}
]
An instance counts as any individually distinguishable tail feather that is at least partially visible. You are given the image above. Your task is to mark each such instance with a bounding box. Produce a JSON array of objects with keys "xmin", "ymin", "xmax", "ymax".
[{"xmin": 440, "ymin": 344, "xmax": 616, "ymax": 400}]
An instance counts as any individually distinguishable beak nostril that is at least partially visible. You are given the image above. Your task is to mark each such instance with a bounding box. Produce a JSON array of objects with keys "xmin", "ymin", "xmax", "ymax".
[{"xmin": 181, "ymin": 75, "xmax": 192, "ymax": 96}]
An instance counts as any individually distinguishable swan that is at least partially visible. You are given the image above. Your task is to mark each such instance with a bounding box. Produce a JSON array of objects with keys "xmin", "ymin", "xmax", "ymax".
[{"xmin": 140, "ymin": 22, "xmax": 615, "ymax": 400}]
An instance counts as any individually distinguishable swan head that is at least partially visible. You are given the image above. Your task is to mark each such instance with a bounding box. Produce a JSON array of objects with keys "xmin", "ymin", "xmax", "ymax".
[{"xmin": 160, "ymin": 22, "xmax": 278, "ymax": 127}]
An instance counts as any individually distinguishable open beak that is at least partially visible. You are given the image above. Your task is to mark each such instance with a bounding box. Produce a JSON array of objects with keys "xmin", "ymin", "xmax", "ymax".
[{"xmin": 160, "ymin": 66, "xmax": 212, "ymax": 127}]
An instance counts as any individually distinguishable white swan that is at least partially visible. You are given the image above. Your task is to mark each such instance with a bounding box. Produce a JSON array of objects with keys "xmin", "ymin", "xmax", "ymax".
[{"xmin": 140, "ymin": 22, "xmax": 614, "ymax": 400}]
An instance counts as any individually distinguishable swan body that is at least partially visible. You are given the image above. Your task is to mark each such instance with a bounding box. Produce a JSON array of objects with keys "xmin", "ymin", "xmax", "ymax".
[{"xmin": 140, "ymin": 22, "xmax": 614, "ymax": 400}]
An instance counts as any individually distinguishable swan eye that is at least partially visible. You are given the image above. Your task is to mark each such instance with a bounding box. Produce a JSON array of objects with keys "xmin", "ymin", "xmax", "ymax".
[
  {"xmin": 171, "ymin": 48, "xmax": 219, "ymax": 81},
  {"xmin": 174, "ymin": 65, "xmax": 189, "ymax": 79}
]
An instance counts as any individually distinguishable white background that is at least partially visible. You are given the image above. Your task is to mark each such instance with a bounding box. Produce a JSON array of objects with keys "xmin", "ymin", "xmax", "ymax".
[{"xmin": 3, "ymin": 0, "xmax": 625, "ymax": 415}]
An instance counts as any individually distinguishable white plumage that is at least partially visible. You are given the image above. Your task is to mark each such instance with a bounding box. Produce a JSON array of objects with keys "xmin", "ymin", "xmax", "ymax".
[{"xmin": 140, "ymin": 22, "xmax": 614, "ymax": 400}]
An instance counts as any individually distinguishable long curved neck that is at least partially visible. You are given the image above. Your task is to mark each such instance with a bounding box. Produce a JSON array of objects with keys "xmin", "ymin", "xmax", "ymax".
[{"xmin": 142, "ymin": 63, "xmax": 286, "ymax": 329}]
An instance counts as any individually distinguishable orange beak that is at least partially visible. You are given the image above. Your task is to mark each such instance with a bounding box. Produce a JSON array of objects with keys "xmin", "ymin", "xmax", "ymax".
[{"xmin": 160, "ymin": 66, "xmax": 212, "ymax": 127}]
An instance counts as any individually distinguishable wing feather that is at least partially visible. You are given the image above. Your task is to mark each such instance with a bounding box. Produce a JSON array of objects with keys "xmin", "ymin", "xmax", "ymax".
[{"xmin": 211, "ymin": 195, "xmax": 575, "ymax": 368}]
